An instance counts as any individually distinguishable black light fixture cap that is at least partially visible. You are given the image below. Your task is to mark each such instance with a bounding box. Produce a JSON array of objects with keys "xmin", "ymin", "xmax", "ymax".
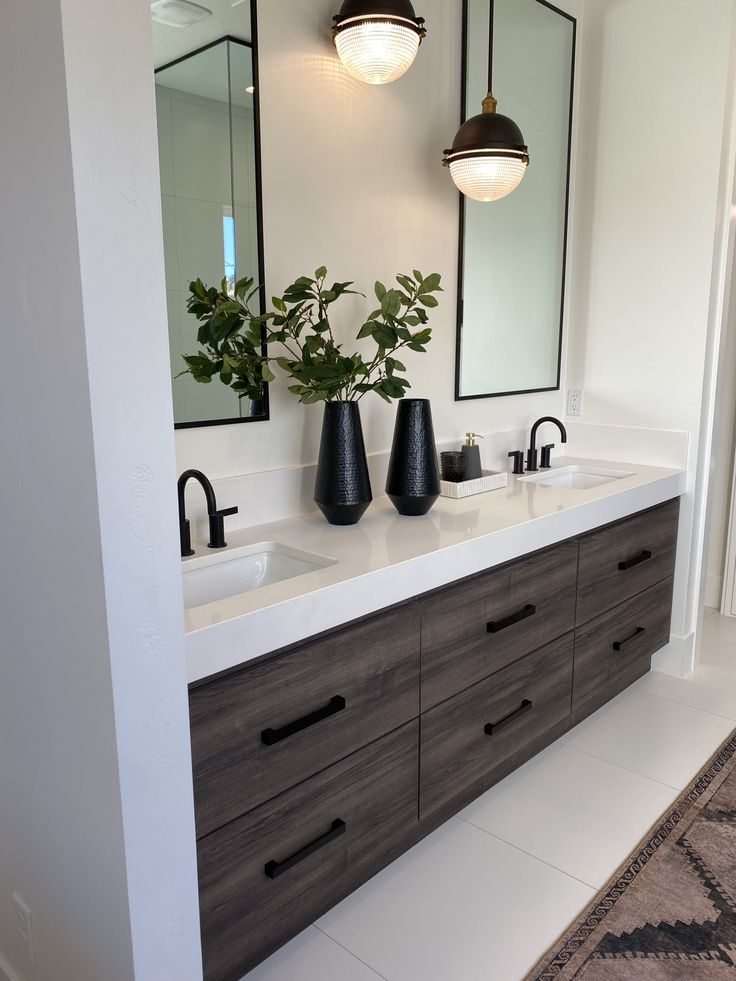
[
  {"xmin": 444, "ymin": 110, "xmax": 528, "ymax": 157},
  {"xmin": 334, "ymin": 0, "xmax": 424, "ymax": 29}
]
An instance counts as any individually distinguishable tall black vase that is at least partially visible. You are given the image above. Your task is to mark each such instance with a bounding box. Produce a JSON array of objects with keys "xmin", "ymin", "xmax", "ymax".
[
  {"xmin": 314, "ymin": 402, "xmax": 372, "ymax": 525},
  {"xmin": 385, "ymin": 398, "xmax": 440, "ymax": 516}
]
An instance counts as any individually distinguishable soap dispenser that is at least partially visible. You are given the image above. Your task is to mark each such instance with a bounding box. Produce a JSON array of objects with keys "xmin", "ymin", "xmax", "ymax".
[{"xmin": 461, "ymin": 432, "xmax": 483, "ymax": 480}]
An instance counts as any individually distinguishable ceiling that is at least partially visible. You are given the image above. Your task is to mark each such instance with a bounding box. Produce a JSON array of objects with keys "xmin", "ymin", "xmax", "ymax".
[{"xmin": 151, "ymin": 0, "xmax": 252, "ymax": 69}]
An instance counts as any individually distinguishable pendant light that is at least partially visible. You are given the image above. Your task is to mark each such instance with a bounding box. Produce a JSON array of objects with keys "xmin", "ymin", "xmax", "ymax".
[
  {"xmin": 332, "ymin": 0, "xmax": 427, "ymax": 86},
  {"xmin": 443, "ymin": 0, "xmax": 529, "ymax": 202}
]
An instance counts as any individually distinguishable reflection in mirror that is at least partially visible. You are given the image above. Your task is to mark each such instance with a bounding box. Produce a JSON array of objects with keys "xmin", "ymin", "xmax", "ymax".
[
  {"xmin": 456, "ymin": 0, "xmax": 575, "ymax": 400},
  {"xmin": 154, "ymin": 31, "xmax": 267, "ymax": 429}
]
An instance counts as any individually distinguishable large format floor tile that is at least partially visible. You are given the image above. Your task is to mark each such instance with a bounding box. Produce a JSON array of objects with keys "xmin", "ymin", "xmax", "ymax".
[
  {"xmin": 635, "ymin": 659, "xmax": 736, "ymax": 720},
  {"xmin": 701, "ymin": 611, "xmax": 736, "ymax": 658},
  {"xmin": 458, "ymin": 742, "xmax": 677, "ymax": 889},
  {"xmin": 564, "ymin": 688, "xmax": 734, "ymax": 789},
  {"xmin": 242, "ymin": 926, "xmax": 384, "ymax": 981},
  {"xmin": 317, "ymin": 818, "xmax": 594, "ymax": 981}
]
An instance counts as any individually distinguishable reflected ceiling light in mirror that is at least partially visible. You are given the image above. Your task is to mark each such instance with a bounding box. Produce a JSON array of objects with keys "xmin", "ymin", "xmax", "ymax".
[
  {"xmin": 443, "ymin": 0, "xmax": 529, "ymax": 202},
  {"xmin": 332, "ymin": 0, "xmax": 426, "ymax": 85},
  {"xmin": 150, "ymin": 0, "xmax": 212, "ymax": 28}
]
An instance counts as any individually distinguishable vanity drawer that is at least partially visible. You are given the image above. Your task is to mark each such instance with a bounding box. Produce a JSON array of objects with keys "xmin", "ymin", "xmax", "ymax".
[
  {"xmin": 189, "ymin": 603, "xmax": 420, "ymax": 838},
  {"xmin": 198, "ymin": 722, "xmax": 419, "ymax": 981},
  {"xmin": 420, "ymin": 541, "xmax": 578, "ymax": 710},
  {"xmin": 420, "ymin": 634, "xmax": 573, "ymax": 820},
  {"xmin": 572, "ymin": 577, "xmax": 674, "ymax": 724},
  {"xmin": 576, "ymin": 498, "xmax": 679, "ymax": 626}
]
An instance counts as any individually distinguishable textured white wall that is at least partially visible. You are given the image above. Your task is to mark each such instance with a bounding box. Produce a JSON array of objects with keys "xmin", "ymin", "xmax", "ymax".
[
  {"xmin": 174, "ymin": 0, "xmax": 584, "ymax": 482},
  {"xmin": 567, "ymin": 0, "xmax": 733, "ymax": 668},
  {"xmin": 0, "ymin": 0, "xmax": 201, "ymax": 978}
]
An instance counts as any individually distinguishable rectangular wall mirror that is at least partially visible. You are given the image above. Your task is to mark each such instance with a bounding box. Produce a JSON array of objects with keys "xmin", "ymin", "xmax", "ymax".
[
  {"xmin": 456, "ymin": 0, "xmax": 576, "ymax": 401},
  {"xmin": 153, "ymin": 13, "xmax": 267, "ymax": 429}
]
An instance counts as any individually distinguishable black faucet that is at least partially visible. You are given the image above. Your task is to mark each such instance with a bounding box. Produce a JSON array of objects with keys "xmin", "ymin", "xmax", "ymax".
[
  {"xmin": 526, "ymin": 416, "xmax": 568, "ymax": 472},
  {"xmin": 177, "ymin": 469, "xmax": 239, "ymax": 557}
]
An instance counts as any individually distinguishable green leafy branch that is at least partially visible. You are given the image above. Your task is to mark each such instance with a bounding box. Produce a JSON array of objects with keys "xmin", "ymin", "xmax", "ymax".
[{"xmin": 180, "ymin": 266, "xmax": 443, "ymax": 405}]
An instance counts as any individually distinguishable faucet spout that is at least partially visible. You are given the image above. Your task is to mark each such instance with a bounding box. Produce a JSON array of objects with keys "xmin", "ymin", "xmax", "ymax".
[{"xmin": 526, "ymin": 416, "xmax": 568, "ymax": 473}]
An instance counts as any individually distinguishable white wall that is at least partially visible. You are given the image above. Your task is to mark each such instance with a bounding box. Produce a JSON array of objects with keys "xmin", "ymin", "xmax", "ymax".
[
  {"xmin": 174, "ymin": 0, "xmax": 584, "ymax": 486},
  {"xmin": 0, "ymin": 0, "xmax": 201, "ymax": 978},
  {"xmin": 567, "ymin": 0, "xmax": 733, "ymax": 670}
]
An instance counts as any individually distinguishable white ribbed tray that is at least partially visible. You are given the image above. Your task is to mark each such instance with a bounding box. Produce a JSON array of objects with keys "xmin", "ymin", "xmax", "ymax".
[{"xmin": 440, "ymin": 469, "xmax": 508, "ymax": 499}]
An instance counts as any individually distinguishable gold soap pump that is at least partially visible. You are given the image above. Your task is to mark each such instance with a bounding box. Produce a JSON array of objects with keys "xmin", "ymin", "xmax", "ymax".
[{"xmin": 461, "ymin": 432, "xmax": 483, "ymax": 480}]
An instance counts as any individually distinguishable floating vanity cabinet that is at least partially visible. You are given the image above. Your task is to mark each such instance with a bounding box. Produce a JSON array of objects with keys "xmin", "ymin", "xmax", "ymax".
[
  {"xmin": 189, "ymin": 496, "xmax": 681, "ymax": 981},
  {"xmin": 421, "ymin": 540, "xmax": 578, "ymax": 710},
  {"xmin": 420, "ymin": 633, "xmax": 574, "ymax": 820},
  {"xmin": 198, "ymin": 724, "xmax": 419, "ymax": 981},
  {"xmin": 189, "ymin": 603, "xmax": 421, "ymax": 838}
]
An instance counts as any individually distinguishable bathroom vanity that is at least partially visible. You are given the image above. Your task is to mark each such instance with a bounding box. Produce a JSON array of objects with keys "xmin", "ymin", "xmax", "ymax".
[{"xmin": 184, "ymin": 461, "xmax": 683, "ymax": 981}]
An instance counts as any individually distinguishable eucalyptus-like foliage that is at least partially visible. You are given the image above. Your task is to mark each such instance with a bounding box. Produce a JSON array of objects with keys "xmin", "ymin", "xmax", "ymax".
[{"xmin": 181, "ymin": 266, "xmax": 443, "ymax": 404}]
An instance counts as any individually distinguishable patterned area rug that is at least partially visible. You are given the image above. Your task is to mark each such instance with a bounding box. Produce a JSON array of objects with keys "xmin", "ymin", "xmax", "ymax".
[{"xmin": 527, "ymin": 728, "xmax": 736, "ymax": 979}]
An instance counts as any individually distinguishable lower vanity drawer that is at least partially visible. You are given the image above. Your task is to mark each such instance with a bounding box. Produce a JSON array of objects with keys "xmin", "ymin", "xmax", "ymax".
[
  {"xmin": 572, "ymin": 577, "xmax": 674, "ymax": 724},
  {"xmin": 197, "ymin": 722, "xmax": 419, "ymax": 981},
  {"xmin": 420, "ymin": 634, "xmax": 574, "ymax": 820},
  {"xmin": 189, "ymin": 603, "xmax": 420, "ymax": 838}
]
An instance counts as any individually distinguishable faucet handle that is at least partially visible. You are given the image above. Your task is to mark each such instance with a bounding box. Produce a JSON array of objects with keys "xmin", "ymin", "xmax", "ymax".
[
  {"xmin": 208, "ymin": 506, "xmax": 239, "ymax": 550},
  {"xmin": 540, "ymin": 444, "xmax": 556, "ymax": 469},
  {"xmin": 508, "ymin": 450, "xmax": 525, "ymax": 476}
]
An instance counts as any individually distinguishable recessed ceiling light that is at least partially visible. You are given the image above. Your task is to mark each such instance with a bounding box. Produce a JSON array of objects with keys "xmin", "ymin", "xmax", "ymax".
[{"xmin": 150, "ymin": 0, "xmax": 212, "ymax": 28}]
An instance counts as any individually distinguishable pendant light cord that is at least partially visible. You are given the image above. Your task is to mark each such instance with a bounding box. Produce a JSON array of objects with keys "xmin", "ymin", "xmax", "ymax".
[{"xmin": 487, "ymin": 0, "xmax": 495, "ymax": 93}]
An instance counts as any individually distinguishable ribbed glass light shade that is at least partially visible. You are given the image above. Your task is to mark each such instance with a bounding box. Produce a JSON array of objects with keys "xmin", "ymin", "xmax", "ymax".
[
  {"xmin": 448, "ymin": 152, "xmax": 528, "ymax": 202},
  {"xmin": 334, "ymin": 16, "xmax": 421, "ymax": 84}
]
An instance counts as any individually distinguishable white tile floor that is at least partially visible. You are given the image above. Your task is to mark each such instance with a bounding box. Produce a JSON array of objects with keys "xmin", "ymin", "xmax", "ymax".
[{"xmin": 242, "ymin": 610, "xmax": 736, "ymax": 981}]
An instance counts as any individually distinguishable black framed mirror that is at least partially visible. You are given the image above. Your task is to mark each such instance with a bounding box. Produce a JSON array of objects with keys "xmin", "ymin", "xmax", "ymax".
[
  {"xmin": 455, "ymin": 0, "xmax": 576, "ymax": 401},
  {"xmin": 153, "ymin": 15, "xmax": 268, "ymax": 429}
]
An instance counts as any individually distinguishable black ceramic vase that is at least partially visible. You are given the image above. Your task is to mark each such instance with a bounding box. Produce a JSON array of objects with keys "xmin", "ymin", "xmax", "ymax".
[
  {"xmin": 385, "ymin": 399, "xmax": 440, "ymax": 516},
  {"xmin": 314, "ymin": 401, "xmax": 373, "ymax": 525}
]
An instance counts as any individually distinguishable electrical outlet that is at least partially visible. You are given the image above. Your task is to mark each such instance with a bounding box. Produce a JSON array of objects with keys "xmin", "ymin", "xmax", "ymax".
[
  {"xmin": 13, "ymin": 893, "xmax": 35, "ymax": 965},
  {"xmin": 566, "ymin": 388, "xmax": 583, "ymax": 417}
]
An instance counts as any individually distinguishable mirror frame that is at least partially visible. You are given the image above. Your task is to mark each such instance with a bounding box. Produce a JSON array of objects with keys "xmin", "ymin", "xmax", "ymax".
[
  {"xmin": 454, "ymin": 0, "xmax": 577, "ymax": 402},
  {"xmin": 155, "ymin": 17, "xmax": 270, "ymax": 430}
]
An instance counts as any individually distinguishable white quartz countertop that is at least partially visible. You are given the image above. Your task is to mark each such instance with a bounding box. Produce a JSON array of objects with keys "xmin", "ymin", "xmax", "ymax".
[{"xmin": 184, "ymin": 457, "xmax": 685, "ymax": 684}]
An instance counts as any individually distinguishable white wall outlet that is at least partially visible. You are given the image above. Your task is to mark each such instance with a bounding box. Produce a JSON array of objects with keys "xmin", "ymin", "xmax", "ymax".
[
  {"xmin": 566, "ymin": 388, "xmax": 584, "ymax": 417},
  {"xmin": 13, "ymin": 892, "xmax": 35, "ymax": 965}
]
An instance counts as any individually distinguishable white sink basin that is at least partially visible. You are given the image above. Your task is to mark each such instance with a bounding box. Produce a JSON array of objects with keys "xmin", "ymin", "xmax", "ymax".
[
  {"xmin": 182, "ymin": 542, "xmax": 337, "ymax": 609},
  {"xmin": 520, "ymin": 465, "xmax": 633, "ymax": 490}
]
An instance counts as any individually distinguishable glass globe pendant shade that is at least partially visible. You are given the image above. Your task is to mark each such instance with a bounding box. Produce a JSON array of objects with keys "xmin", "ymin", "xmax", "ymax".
[
  {"xmin": 443, "ymin": 94, "xmax": 529, "ymax": 202},
  {"xmin": 333, "ymin": 0, "xmax": 426, "ymax": 85}
]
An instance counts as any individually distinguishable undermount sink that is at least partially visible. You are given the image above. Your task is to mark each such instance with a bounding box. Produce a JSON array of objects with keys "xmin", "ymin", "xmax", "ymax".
[
  {"xmin": 520, "ymin": 465, "xmax": 633, "ymax": 490},
  {"xmin": 182, "ymin": 541, "xmax": 337, "ymax": 609}
]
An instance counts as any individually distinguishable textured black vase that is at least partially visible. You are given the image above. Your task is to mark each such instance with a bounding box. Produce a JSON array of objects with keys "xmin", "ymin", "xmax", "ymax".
[
  {"xmin": 386, "ymin": 399, "xmax": 440, "ymax": 516},
  {"xmin": 314, "ymin": 402, "xmax": 372, "ymax": 525}
]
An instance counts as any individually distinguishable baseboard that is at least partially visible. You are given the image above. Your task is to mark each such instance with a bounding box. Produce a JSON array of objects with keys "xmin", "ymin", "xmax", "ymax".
[{"xmin": 652, "ymin": 632, "xmax": 696, "ymax": 677}]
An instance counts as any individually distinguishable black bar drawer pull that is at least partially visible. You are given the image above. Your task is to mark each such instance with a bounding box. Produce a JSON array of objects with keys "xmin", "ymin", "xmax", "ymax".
[
  {"xmin": 485, "ymin": 699, "xmax": 533, "ymax": 736},
  {"xmin": 618, "ymin": 550, "xmax": 652, "ymax": 572},
  {"xmin": 265, "ymin": 819, "xmax": 346, "ymax": 880},
  {"xmin": 613, "ymin": 627, "xmax": 646, "ymax": 652},
  {"xmin": 261, "ymin": 696, "xmax": 346, "ymax": 747},
  {"xmin": 487, "ymin": 604, "xmax": 536, "ymax": 634}
]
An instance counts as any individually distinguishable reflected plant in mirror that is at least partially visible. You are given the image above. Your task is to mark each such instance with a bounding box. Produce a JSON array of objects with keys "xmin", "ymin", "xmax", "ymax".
[
  {"xmin": 154, "ymin": 25, "xmax": 267, "ymax": 429},
  {"xmin": 456, "ymin": 0, "xmax": 576, "ymax": 400},
  {"xmin": 181, "ymin": 267, "xmax": 444, "ymax": 404}
]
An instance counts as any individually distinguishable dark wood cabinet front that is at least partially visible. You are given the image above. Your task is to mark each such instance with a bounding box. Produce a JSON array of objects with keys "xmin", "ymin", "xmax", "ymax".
[
  {"xmin": 190, "ymin": 603, "xmax": 420, "ymax": 838},
  {"xmin": 421, "ymin": 540, "xmax": 578, "ymax": 710},
  {"xmin": 190, "ymin": 496, "xmax": 680, "ymax": 981},
  {"xmin": 197, "ymin": 723, "xmax": 419, "ymax": 981},
  {"xmin": 420, "ymin": 634, "xmax": 574, "ymax": 819}
]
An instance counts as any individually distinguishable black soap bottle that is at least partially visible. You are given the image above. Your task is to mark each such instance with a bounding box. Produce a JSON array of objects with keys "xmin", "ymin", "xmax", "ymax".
[{"xmin": 461, "ymin": 432, "xmax": 483, "ymax": 480}]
